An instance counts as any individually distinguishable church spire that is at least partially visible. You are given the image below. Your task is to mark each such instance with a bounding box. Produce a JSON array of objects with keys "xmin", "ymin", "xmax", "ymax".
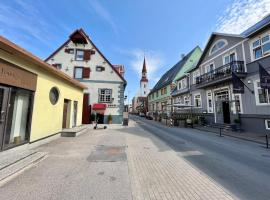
[
  {"xmin": 142, "ymin": 56, "xmax": 147, "ymax": 73},
  {"xmin": 140, "ymin": 56, "xmax": 148, "ymax": 82}
]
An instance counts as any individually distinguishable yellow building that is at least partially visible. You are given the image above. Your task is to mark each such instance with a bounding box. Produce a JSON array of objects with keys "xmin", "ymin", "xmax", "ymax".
[{"xmin": 0, "ymin": 36, "xmax": 86, "ymax": 151}]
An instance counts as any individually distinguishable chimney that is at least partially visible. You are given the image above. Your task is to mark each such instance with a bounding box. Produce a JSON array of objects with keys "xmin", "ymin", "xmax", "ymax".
[{"xmin": 181, "ymin": 54, "xmax": 185, "ymax": 59}]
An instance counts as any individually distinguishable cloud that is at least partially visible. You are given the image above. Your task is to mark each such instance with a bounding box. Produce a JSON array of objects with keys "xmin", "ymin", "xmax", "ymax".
[
  {"xmin": 129, "ymin": 49, "xmax": 165, "ymax": 86},
  {"xmin": 0, "ymin": 0, "xmax": 56, "ymax": 47},
  {"xmin": 87, "ymin": 0, "xmax": 118, "ymax": 34},
  {"xmin": 216, "ymin": 0, "xmax": 270, "ymax": 34}
]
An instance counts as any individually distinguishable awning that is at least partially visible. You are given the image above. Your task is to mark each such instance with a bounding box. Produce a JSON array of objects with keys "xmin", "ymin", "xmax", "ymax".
[{"xmin": 92, "ymin": 103, "xmax": 107, "ymax": 110}]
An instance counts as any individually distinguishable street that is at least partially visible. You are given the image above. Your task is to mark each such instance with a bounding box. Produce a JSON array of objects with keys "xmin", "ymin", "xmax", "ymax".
[
  {"xmin": 132, "ymin": 115, "xmax": 270, "ymax": 200},
  {"xmin": 0, "ymin": 118, "xmax": 269, "ymax": 200}
]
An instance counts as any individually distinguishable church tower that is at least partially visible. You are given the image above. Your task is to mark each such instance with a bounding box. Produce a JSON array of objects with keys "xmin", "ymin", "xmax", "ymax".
[{"xmin": 140, "ymin": 57, "xmax": 149, "ymax": 97}]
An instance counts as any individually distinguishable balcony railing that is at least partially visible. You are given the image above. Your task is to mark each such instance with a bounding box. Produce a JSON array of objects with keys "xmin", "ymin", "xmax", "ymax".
[{"xmin": 196, "ymin": 61, "xmax": 245, "ymax": 85}]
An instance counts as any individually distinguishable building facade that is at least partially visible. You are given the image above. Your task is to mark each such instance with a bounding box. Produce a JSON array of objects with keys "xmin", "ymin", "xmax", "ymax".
[
  {"xmin": 0, "ymin": 36, "xmax": 85, "ymax": 152},
  {"xmin": 148, "ymin": 46, "xmax": 202, "ymax": 114},
  {"xmin": 171, "ymin": 15, "xmax": 270, "ymax": 134},
  {"xmin": 45, "ymin": 29, "xmax": 126, "ymax": 124}
]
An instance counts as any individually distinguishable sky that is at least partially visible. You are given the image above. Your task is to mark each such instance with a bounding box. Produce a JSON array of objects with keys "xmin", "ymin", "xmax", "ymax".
[{"xmin": 1, "ymin": 0, "xmax": 270, "ymax": 102}]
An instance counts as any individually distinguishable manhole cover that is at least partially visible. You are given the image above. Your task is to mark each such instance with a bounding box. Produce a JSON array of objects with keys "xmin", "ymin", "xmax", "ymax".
[{"xmin": 87, "ymin": 146, "xmax": 126, "ymax": 162}]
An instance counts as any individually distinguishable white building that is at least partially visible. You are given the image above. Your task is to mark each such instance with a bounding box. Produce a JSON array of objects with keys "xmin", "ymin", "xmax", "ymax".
[
  {"xmin": 45, "ymin": 29, "xmax": 126, "ymax": 124},
  {"xmin": 132, "ymin": 57, "xmax": 149, "ymax": 113}
]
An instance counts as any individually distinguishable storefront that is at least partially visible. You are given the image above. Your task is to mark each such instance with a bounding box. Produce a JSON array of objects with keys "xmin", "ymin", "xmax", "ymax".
[{"xmin": 0, "ymin": 36, "xmax": 86, "ymax": 151}]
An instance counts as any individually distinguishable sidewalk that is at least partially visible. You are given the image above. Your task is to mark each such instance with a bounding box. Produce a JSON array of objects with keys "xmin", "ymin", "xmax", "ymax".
[
  {"xmin": 194, "ymin": 125, "xmax": 267, "ymax": 145},
  {"xmin": 0, "ymin": 121, "xmax": 237, "ymax": 200}
]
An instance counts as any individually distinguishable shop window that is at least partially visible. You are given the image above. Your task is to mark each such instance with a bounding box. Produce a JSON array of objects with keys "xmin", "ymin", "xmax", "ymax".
[
  {"xmin": 99, "ymin": 89, "xmax": 112, "ymax": 103},
  {"xmin": 4, "ymin": 88, "xmax": 33, "ymax": 148},
  {"xmin": 254, "ymin": 81, "xmax": 270, "ymax": 105},
  {"xmin": 49, "ymin": 87, "xmax": 60, "ymax": 105}
]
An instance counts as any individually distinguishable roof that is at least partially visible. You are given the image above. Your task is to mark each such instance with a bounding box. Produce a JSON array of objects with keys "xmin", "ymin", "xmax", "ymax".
[
  {"xmin": 195, "ymin": 32, "xmax": 244, "ymax": 68},
  {"xmin": 45, "ymin": 28, "xmax": 126, "ymax": 84},
  {"xmin": 142, "ymin": 57, "xmax": 147, "ymax": 73},
  {"xmin": 0, "ymin": 36, "xmax": 87, "ymax": 90},
  {"xmin": 241, "ymin": 14, "xmax": 270, "ymax": 37},
  {"xmin": 149, "ymin": 47, "xmax": 198, "ymax": 94}
]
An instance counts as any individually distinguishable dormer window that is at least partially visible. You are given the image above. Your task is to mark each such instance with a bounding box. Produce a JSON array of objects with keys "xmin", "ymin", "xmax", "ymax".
[{"xmin": 209, "ymin": 39, "xmax": 228, "ymax": 55}]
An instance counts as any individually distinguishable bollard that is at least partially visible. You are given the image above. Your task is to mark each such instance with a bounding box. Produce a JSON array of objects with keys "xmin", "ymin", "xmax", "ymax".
[
  {"xmin": 266, "ymin": 135, "xmax": 269, "ymax": 149},
  {"xmin": 219, "ymin": 128, "xmax": 222, "ymax": 137}
]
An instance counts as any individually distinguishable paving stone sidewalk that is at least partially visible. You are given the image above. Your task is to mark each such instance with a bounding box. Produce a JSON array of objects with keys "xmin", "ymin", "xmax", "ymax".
[{"xmin": 125, "ymin": 120, "xmax": 237, "ymax": 200}]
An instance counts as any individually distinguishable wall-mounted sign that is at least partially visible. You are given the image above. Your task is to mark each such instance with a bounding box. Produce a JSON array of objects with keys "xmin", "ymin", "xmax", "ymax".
[{"xmin": 0, "ymin": 59, "xmax": 37, "ymax": 91}]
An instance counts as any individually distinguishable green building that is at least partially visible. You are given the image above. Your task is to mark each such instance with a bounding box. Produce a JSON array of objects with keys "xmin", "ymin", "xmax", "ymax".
[{"xmin": 148, "ymin": 46, "xmax": 202, "ymax": 114}]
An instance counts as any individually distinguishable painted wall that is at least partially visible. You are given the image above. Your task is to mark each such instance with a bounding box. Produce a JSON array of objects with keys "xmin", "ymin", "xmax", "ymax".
[{"xmin": 0, "ymin": 51, "xmax": 84, "ymax": 142}]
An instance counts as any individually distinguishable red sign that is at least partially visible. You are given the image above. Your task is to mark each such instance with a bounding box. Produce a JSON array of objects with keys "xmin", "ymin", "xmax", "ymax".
[{"xmin": 92, "ymin": 103, "xmax": 107, "ymax": 110}]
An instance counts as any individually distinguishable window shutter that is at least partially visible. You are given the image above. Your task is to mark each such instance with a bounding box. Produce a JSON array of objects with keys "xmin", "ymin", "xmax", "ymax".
[
  {"xmin": 83, "ymin": 67, "xmax": 91, "ymax": 78},
  {"xmin": 84, "ymin": 50, "xmax": 91, "ymax": 61},
  {"xmin": 64, "ymin": 48, "xmax": 70, "ymax": 53}
]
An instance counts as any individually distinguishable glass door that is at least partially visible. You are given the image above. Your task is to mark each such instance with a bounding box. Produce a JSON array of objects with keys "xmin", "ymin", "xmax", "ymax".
[{"xmin": 0, "ymin": 86, "xmax": 9, "ymax": 150}]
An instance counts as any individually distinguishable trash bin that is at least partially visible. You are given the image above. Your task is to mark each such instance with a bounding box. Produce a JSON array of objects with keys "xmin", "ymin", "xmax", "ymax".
[{"xmin": 123, "ymin": 112, "xmax": 129, "ymax": 126}]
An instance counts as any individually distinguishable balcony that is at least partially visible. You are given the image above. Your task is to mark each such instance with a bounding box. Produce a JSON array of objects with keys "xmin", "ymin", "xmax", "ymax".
[{"xmin": 196, "ymin": 61, "xmax": 246, "ymax": 88}]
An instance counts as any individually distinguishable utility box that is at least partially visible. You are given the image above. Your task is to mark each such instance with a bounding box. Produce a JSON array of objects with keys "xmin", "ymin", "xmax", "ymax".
[{"xmin": 123, "ymin": 112, "xmax": 129, "ymax": 126}]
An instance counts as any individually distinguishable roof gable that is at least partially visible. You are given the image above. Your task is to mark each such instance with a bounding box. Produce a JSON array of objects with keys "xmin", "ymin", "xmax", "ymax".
[
  {"xmin": 150, "ymin": 46, "xmax": 200, "ymax": 94},
  {"xmin": 45, "ymin": 28, "xmax": 126, "ymax": 84}
]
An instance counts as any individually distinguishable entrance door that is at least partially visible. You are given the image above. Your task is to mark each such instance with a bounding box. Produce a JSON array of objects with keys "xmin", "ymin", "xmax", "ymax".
[
  {"xmin": 62, "ymin": 99, "xmax": 69, "ymax": 129},
  {"xmin": 0, "ymin": 86, "xmax": 9, "ymax": 150},
  {"xmin": 222, "ymin": 101, "xmax": 231, "ymax": 124}
]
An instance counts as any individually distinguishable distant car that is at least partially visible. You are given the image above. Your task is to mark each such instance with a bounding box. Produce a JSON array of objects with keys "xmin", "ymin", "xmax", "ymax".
[{"xmin": 146, "ymin": 112, "xmax": 153, "ymax": 120}]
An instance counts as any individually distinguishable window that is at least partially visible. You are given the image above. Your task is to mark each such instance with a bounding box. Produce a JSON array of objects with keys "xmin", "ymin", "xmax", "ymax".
[
  {"xmin": 49, "ymin": 87, "xmax": 60, "ymax": 105},
  {"xmin": 223, "ymin": 52, "xmax": 236, "ymax": 64},
  {"xmin": 99, "ymin": 89, "xmax": 112, "ymax": 103},
  {"xmin": 265, "ymin": 119, "xmax": 270, "ymax": 130},
  {"xmin": 156, "ymin": 91, "xmax": 159, "ymax": 97},
  {"xmin": 251, "ymin": 33, "xmax": 270, "ymax": 60},
  {"xmin": 52, "ymin": 63, "xmax": 62, "ymax": 70},
  {"xmin": 193, "ymin": 70, "xmax": 200, "ymax": 84},
  {"xmin": 178, "ymin": 78, "xmax": 187, "ymax": 90},
  {"xmin": 184, "ymin": 96, "xmax": 190, "ymax": 105},
  {"xmin": 234, "ymin": 94, "xmax": 242, "ymax": 113},
  {"xmin": 207, "ymin": 92, "xmax": 213, "ymax": 113},
  {"xmin": 75, "ymin": 49, "xmax": 84, "ymax": 61},
  {"xmin": 194, "ymin": 94, "xmax": 201, "ymax": 107},
  {"xmin": 205, "ymin": 63, "xmax": 215, "ymax": 73},
  {"xmin": 96, "ymin": 66, "xmax": 105, "ymax": 72},
  {"xmin": 254, "ymin": 80, "xmax": 270, "ymax": 105},
  {"xmin": 210, "ymin": 39, "xmax": 228, "ymax": 55},
  {"xmin": 74, "ymin": 67, "xmax": 83, "ymax": 79}
]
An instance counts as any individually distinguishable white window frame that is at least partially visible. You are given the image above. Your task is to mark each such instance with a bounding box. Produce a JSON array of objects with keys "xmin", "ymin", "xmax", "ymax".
[
  {"xmin": 75, "ymin": 49, "xmax": 84, "ymax": 61},
  {"xmin": 209, "ymin": 39, "xmax": 228, "ymax": 56},
  {"xmin": 250, "ymin": 30, "xmax": 270, "ymax": 61},
  {"xmin": 254, "ymin": 80, "xmax": 270, "ymax": 105},
  {"xmin": 222, "ymin": 50, "xmax": 237, "ymax": 65},
  {"xmin": 204, "ymin": 62, "xmax": 215, "ymax": 74},
  {"xmin": 206, "ymin": 91, "xmax": 213, "ymax": 113},
  {"xmin": 265, "ymin": 119, "xmax": 270, "ymax": 130},
  {"xmin": 194, "ymin": 93, "xmax": 202, "ymax": 108},
  {"xmin": 184, "ymin": 95, "xmax": 190, "ymax": 105},
  {"xmin": 192, "ymin": 69, "xmax": 200, "ymax": 84},
  {"xmin": 99, "ymin": 89, "xmax": 112, "ymax": 103},
  {"xmin": 232, "ymin": 94, "xmax": 243, "ymax": 114}
]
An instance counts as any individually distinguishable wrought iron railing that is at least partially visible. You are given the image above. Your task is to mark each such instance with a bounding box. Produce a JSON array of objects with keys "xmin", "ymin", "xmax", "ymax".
[{"xmin": 196, "ymin": 61, "xmax": 245, "ymax": 85}]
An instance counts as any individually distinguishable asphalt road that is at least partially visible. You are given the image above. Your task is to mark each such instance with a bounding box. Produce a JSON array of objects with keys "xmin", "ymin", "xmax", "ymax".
[{"xmin": 131, "ymin": 115, "xmax": 270, "ymax": 200}]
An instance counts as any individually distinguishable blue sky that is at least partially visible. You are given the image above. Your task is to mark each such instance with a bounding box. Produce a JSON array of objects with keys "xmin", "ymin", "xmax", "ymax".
[{"xmin": 1, "ymin": 0, "xmax": 269, "ymax": 101}]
